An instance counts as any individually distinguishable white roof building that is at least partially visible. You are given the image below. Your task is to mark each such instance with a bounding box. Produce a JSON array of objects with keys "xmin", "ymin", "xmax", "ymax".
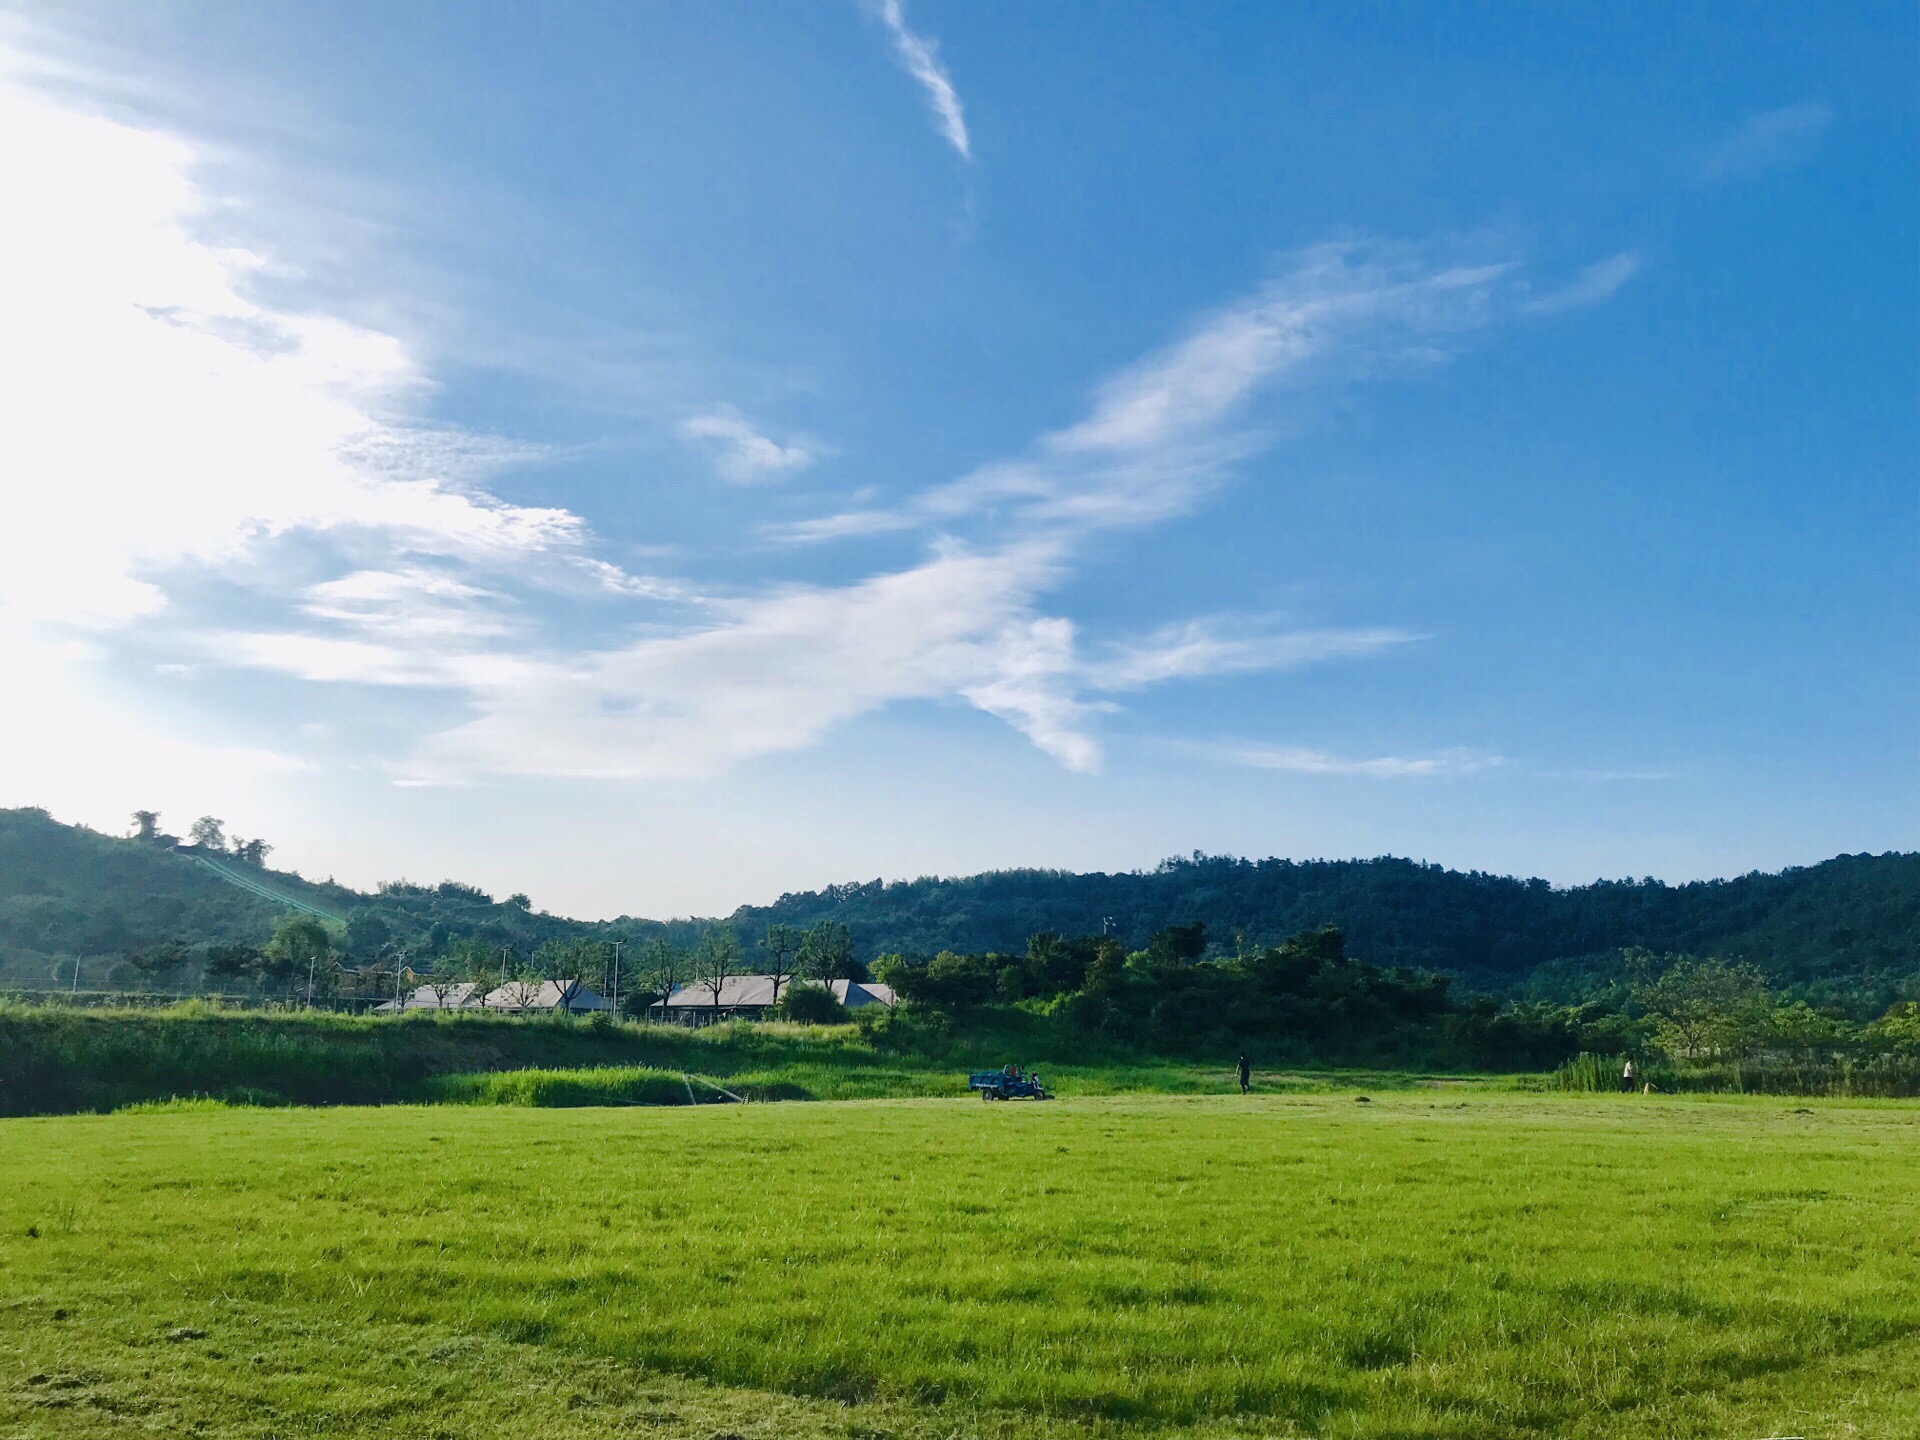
[
  {"xmin": 653, "ymin": 975, "xmax": 895, "ymax": 1022},
  {"xmin": 374, "ymin": 981, "xmax": 485, "ymax": 1013},
  {"xmin": 375, "ymin": 979, "xmax": 611, "ymax": 1014},
  {"xmin": 483, "ymin": 979, "xmax": 612, "ymax": 1013}
]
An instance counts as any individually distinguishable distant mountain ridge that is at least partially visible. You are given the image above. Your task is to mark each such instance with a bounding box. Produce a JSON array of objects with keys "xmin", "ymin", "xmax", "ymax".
[
  {"xmin": 736, "ymin": 851, "xmax": 1919, "ymax": 992},
  {"xmin": 1, "ymin": 807, "xmax": 1913, "ymax": 1003}
]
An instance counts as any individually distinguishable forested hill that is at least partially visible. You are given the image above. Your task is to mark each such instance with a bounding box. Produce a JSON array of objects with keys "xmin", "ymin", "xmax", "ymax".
[
  {"xmin": 1, "ymin": 806, "xmax": 1914, "ymax": 998},
  {"xmin": 0, "ymin": 808, "xmax": 359, "ymax": 963},
  {"xmin": 732, "ymin": 852, "xmax": 1919, "ymax": 992}
]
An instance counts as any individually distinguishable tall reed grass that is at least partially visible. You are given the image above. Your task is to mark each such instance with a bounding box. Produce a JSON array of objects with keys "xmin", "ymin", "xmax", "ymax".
[{"xmin": 1549, "ymin": 1049, "xmax": 1920, "ymax": 1097}]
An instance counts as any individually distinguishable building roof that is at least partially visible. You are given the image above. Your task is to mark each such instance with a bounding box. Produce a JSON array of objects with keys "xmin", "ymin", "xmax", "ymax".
[
  {"xmin": 374, "ymin": 979, "xmax": 611, "ymax": 1014},
  {"xmin": 374, "ymin": 981, "xmax": 485, "ymax": 1013},
  {"xmin": 655, "ymin": 975, "xmax": 896, "ymax": 1010},
  {"xmin": 659, "ymin": 974, "xmax": 782, "ymax": 1009},
  {"xmin": 482, "ymin": 979, "xmax": 611, "ymax": 1012},
  {"xmin": 832, "ymin": 979, "xmax": 897, "ymax": 1009}
]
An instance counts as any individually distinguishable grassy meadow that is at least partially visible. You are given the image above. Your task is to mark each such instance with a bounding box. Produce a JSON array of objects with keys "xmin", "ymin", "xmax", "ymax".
[{"xmin": 2, "ymin": 1091, "xmax": 1915, "ymax": 1439}]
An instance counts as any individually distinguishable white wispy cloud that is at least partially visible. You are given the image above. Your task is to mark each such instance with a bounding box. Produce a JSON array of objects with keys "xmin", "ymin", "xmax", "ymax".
[
  {"xmin": 765, "ymin": 508, "xmax": 918, "ymax": 545},
  {"xmin": 783, "ymin": 242, "xmax": 1517, "ymax": 544},
  {"xmin": 1696, "ymin": 102, "xmax": 1833, "ymax": 181},
  {"xmin": 872, "ymin": 0, "xmax": 972, "ymax": 161},
  {"xmin": 412, "ymin": 542, "xmax": 1076, "ymax": 779},
  {"xmin": 1526, "ymin": 252, "xmax": 1642, "ymax": 315},
  {"xmin": 301, "ymin": 568, "xmax": 513, "ymax": 644},
  {"xmin": 387, "ymin": 244, "xmax": 1550, "ymax": 780},
  {"xmin": 680, "ymin": 407, "xmax": 815, "ymax": 484},
  {"xmin": 1094, "ymin": 619, "xmax": 1421, "ymax": 690},
  {"xmin": 0, "ymin": 53, "xmax": 1626, "ymax": 791},
  {"xmin": 1205, "ymin": 743, "xmax": 1506, "ymax": 779}
]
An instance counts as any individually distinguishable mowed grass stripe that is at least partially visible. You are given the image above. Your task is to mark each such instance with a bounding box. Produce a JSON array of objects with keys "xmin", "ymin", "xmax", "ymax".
[{"xmin": 1, "ymin": 1094, "xmax": 1915, "ymax": 1439}]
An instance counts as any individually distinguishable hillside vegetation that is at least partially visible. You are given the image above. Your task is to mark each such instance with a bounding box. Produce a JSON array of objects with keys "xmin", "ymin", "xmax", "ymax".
[
  {"xmin": 2, "ymin": 806, "xmax": 1914, "ymax": 1005},
  {"xmin": 745, "ymin": 850, "xmax": 1920, "ymax": 994}
]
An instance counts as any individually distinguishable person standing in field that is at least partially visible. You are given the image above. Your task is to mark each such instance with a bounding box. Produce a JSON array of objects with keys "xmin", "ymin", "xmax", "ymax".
[
  {"xmin": 1621, "ymin": 1057, "xmax": 1636, "ymax": 1093},
  {"xmin": 1237, "ymin": 1052, "xmax": 1251, "ymax": 1095}
]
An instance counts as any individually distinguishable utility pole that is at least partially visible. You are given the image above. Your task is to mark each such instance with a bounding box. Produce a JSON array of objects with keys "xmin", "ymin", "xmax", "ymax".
[{"xmin": 610, "ymin": 940, "xmax": 625, "ymax": 1020}]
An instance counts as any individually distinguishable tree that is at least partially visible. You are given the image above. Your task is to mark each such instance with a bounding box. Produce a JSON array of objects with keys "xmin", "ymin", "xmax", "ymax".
[
  {"xmin": 449, "ymin": 941, "xmax": 504, "ymax": 996},
  {"xmin": 1871, "ymin": 1002, "xmax": 1920, "ymax": 1055},
  {"xmin": 233, "ymin": 837, "xmax": 273, "ymax": 867},
  {"xmin": 344, "ymin": 911, "xmax": 392, "ymax": 963},
  {"xmin": 264, "ymin": 916, "xmax": 335, "ymax": 1005},
  {"xmin": 1148, "ymin": 922, "xmax": 1208, "ymax": 963},
  {"xmin": 870, "ymin": 953, "xmax": 910, "ymax": 992},
  {"xmin": 188, "ymin": 816, "xmax": 228, "ymax": 852},
  {"xmin": 1024, "ymin": 932, "xmax": 1102, "ymax": 997},
  {"xmin": 799, "ymin": 921, "xmax": 857, "ymax": 993},
  {"xmin": 695, "ymin": 925, "xmax": 741, "ymax": 1008},
  {"xmin": 634, "ymin": 936, "xmax": 685, "ymax": 1017},
  {"xmin": 1767, "ymin": 1001, "xmax": 1849, "ymax": 1062},
  {"xmin": 205, "ymin": 943, "xmax": 264, "ymax": 992},
  {"xmin": 762, "ymin": 923, "xmax": 801, "ymax": 1000},
  {"xmin": 336, "ymin": 963, "xmax": 392, "ymax": 1002},
  {"xmin": 130, "ymin": 810, "xmax": 160, "ymax": 842},
  {"xmin": 879, "ymin": 950, "xmax": 999, "ymax": 1010},
  {"xmin": 505, "ymin": 892, "xmax": 532, "ymax": 910},
  {"xmin": 1634, "ymin": 957, "xmax": 1771, "ymax": 1061},
  {"xmin": 127, "ymin": 939, "xmax": 193, "ymax": 993},
  {"xmin": 420, "ymin": 956, "xmax": 471, "ymax": 1010},
  {"xmin": 491, "ymin": 949, "xmax": 545, "ymax": 1011},
  {"xmin": 536, "ymin": 936, "xmax": 610, "ymax": 1006}
]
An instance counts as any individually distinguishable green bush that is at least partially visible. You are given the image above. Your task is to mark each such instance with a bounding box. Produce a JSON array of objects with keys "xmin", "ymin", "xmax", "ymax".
[
  {"xmin": 774, "ymin": 985, "xmax": 849, "ymax": 1025},
  {"xmin": 425, "ymin": 1066, "xmax": 691, "ymax": 1107}
]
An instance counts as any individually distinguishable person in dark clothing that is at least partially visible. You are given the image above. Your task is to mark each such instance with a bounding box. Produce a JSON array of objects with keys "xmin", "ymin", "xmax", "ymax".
[{"xmin": 1236, "ymin": 1053, "xmax": 1251, "ymax": 1095}]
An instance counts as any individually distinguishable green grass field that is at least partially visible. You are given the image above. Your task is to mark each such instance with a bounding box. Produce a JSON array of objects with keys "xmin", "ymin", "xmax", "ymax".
[{"xmin": 2, "ymin": 1092, "xmax": 1915, "ymax": 1439}]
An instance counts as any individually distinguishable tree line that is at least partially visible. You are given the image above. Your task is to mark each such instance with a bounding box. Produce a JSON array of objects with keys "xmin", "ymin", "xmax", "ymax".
[
  {"xmin": 121, "ymin": 915, "xmax": 875, "ymax": 1017},
  {"xmin": 864, "ymin": 923, "xmax": 1920, "ymax": 1080},
  {"xmin": 90, "ymin": 900, "xmax": 1920, "ymax": 1091},
  {"xmin": 733, "ymin": 850, "xmax": 1920, "ymax": 1009},
  {"xmin": 131, "ymin": 810, "xmax": 274, "ymax": 867}
]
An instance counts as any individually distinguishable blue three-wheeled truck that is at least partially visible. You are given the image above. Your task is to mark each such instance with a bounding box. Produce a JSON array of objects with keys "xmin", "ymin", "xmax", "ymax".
[{"xmin": 968, "ymin": 1065, "xmax": 1052, "ymax": 1101}]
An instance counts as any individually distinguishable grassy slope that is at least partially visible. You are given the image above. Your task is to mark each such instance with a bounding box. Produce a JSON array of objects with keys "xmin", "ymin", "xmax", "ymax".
[{"xmin": 2, "ymin": 1094, "xmax": 1915, "ymax": 1439}]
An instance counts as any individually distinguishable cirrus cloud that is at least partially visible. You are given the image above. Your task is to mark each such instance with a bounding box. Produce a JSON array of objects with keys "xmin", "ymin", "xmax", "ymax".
[{"xmin": 870, "ymin": 0, "xmax": 972, "ymax": 162}]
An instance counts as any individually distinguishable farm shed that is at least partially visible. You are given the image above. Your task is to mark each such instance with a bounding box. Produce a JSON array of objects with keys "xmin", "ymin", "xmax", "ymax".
[
  {"xmin": 374, "ymin": 980, "xmax": 611, "ymax": 1014},
  {"xmin": 653, "ymin": 976, "xmax": 896, "ymax": 1025},
  {"xmin": 373, "ymin": 982, "xmax": 484, "ymax": 1013}
]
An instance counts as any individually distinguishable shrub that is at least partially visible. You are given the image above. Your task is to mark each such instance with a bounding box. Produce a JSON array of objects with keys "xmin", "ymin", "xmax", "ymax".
[
  {"xmin": 774, "ymin": 985, "xmax": 849, "ymax": 1025},
  {"xmin": 425, "ymin": 1065, "xmax": 689, "ymax": 1107}
]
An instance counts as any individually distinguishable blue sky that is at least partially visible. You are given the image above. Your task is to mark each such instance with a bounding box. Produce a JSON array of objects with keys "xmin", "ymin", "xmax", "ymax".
[{"xmin": 0, "ymin": 2, "xmax": 1911, "ymax": 916}]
